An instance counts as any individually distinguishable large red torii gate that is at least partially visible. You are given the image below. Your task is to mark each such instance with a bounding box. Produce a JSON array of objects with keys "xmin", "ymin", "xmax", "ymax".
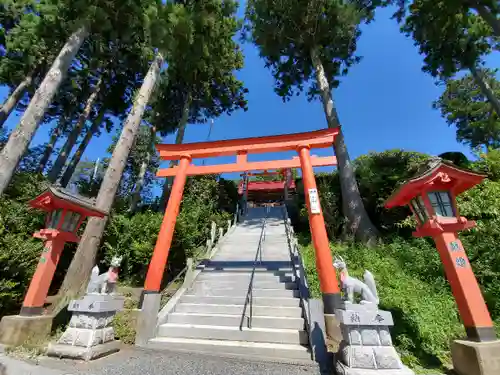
[{"xmin": 143, "ymin": 128, "xmax": 342, "ymax": 315}]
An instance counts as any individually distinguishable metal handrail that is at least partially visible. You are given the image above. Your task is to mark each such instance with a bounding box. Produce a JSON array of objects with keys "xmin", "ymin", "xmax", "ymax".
[{"xmin": 240, "ymin": 209, "xmax": 268, "ymax": 330}]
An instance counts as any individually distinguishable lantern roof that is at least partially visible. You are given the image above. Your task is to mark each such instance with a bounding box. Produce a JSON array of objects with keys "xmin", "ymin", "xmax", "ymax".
[
  {"xmin": 385, "ymin": 158, "xmax": 486, "ymax": 208},
  {"xmin": 29, "ymin": 186, "xmax": 107, "ymax": 218}
]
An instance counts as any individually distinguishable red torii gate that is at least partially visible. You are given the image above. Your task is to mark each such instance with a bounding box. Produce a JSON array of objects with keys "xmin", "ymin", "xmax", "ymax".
[{"xmin": 143, "ymin": 128, "xmax": 342, "ymax": 315}]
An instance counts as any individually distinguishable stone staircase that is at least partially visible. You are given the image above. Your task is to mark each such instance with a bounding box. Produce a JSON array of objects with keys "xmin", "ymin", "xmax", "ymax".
[{"xmin": 148, "ymin": 206, "xmax": 312, "ymax": 363}]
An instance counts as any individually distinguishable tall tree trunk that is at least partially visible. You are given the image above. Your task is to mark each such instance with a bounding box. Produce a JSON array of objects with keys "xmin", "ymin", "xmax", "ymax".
[
  {"xmin": 51, "ymin": 53, "xmax": 163, "ymax": 313},
  {"xmin": 310, "ymin": 47, "xmax": 378, "ymax": 245},
  {"xmin": 130, "ymin": 126, "xmax": 156, "ymax": 212},
  {"xmin": 159, "ymin": 93, "xmax": 191, "ymax": 210},
  {"xmin": 37, "ymin": 119, "xmax": 67, "ymax": 173},
  {"xmin": 0, "ymin": 25, "xmax": 88, "ymax": 195},
  {"xmin": 469, "ymin": 64, "xmax": 500, "ymax": 118},
  {"xmin": 0, "ymin": 69, "xmax": 36, "ymax": 129},
  {"xmin": 47, "ymin": 75, "xmax": 103, "ymax": 183},
  {"xmin": 59, "ymin": 109, "xmax": 105, "ymax": 187},
  {"xmin": 470, "ymin": 3, "xmax": 500, "ymax": 37}
]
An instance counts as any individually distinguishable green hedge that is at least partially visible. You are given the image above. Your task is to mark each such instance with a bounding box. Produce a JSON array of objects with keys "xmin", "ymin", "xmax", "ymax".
[{"xmin": 0, "ymin": 173, "xmax": 237, "ymax": 317}]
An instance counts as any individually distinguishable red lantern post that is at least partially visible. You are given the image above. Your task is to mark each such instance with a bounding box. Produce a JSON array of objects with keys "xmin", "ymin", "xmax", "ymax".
[
  {"xmin": 385, "ymin": 159, "xmax": 500, "ymax": 375},
  {"xmin": 0, "ymin": 187, "xmax": 107, "ymax": 346}
]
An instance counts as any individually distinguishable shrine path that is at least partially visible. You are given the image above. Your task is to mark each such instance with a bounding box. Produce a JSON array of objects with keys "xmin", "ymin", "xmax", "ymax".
[{"xmin": 1, "ymin": 347, "xmax": 321, "ymax": 375}]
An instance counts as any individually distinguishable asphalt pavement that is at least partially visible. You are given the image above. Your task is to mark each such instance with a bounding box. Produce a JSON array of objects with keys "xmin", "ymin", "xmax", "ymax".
[{"xmin": 1, "ymin": 347, "xmax": 321, "ymax": 375}]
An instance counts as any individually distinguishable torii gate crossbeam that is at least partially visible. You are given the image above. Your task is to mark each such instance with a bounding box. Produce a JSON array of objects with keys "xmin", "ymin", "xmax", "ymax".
[
  {"xmin": 156, "ymin": 155, "xmax": 336, "ymax": 177},
  {"xmin": 142, "ymin": 128, "xmax": 342, "ymax": 319}
]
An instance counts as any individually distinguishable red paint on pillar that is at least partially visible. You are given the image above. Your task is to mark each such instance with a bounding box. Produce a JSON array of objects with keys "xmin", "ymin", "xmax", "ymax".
[
  {"xmin": 22, "ymin": 238, "xmax": 65, "ymax": 309},
  {"xmin": 144, "ymin": 155, "xmax": 191, "ymax": 292},
  {"xmin": 433, "ymin": 232, "xmax": 493, "ymax": 329},
  {"xmin": 298, "ymin": 146, "xmax": 340, "ymax": 295}
]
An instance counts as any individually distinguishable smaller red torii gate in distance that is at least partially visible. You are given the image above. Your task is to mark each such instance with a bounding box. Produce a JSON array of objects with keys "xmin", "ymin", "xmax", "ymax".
[{"xmin": 143, "ymin": 128, "xmax": 343, "ymax": 316}]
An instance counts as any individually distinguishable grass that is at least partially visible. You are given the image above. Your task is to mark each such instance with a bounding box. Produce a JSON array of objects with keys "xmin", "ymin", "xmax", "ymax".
[
  {"xmin": 112, "ymin": 291, "xmax": 139, "ymax": 345},
  {"xmin": 299, "ymin": 236, "xmax": 464, "ymax": 374}
]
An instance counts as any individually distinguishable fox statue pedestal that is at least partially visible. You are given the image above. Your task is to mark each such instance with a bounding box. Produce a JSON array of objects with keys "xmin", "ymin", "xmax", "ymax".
[
  {"xmin": 47, "ymin": 294, "xmax": 124, "ymax": 360},
  {"xmin": 335, "ymin": 303, "xmax": 414, "ymax": 375},
  {"xmin": 47, "ymin": 257, "xmax": 124, "ymax": 361},
  {"xmin": 333, "ymin": 257, "xmax": 414, "ymax": 375}
]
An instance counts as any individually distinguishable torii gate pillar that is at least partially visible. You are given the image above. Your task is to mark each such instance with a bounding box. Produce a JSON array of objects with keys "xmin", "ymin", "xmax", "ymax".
[
  {"xmin": 144, "ymin": 155, "xmax": 192, "ymax": 293},
  {"xmin": 298, "ymin": 146, "xmax": 341, "ymax": 312}
]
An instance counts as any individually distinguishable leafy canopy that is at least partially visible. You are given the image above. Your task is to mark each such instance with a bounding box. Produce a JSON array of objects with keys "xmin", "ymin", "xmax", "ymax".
[
  {"xmin": 153, "ymin": 0, "xmax": 248, "ymax": 133},
  {"xmin": 244, "ymin": 0, "xmax": 373, "ymax": 101},
  {"xmin": 433, "ymin": 69, "xmax": 500, "ymax": 149},
  {"xmin": 401, "ymin": 0, "xmax": 496, "ymax": 78}
]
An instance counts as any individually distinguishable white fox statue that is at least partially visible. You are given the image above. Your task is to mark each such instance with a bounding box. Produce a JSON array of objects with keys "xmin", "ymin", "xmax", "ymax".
[
  {"xmin": 86, "ymin": 256, "xmax": 123, "ymax": 295},
  {"xmin": 333, "ymin": 256, "xmax": 379, "ymax": 305}
]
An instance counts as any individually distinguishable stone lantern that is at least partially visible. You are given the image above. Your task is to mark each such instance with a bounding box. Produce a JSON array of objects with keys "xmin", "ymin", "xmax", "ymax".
[
  {"xmin": 0, "ymin": 186, "xmax": 107, "ymax": 346},
  {"xmin": 385, "ymin": 158, "xmax": 500, "ymax": 375}
]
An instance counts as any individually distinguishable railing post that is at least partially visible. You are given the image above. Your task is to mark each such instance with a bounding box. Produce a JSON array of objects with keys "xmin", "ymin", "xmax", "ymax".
[
  {"xmin": 227, "ymin": 220, "xmax": 231, "ymax": 233},
  {"xmin": 218, "ymin": 227, "xmax": 224, "ymax": 242},
  {"xmin": 182, "ymin": 258, "xmax": 195, "ymax": 288},
  {"xmin": 210, "ymin": 222, "xmax": 217, "ymax": 245},
  {"xmin": 205, "ymin": 238, "xmax": 212, "ymax": 257}
]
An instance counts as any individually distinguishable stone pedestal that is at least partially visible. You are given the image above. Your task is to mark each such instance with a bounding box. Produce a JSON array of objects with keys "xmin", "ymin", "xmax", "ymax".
[
  {"xmin": 452, "ymin": 339, "xmax": 500, "ymax": 375},
  {"xmin": 335, "ymin": 303, "xmax": 414, "ymax": 375},
  {"xmin": 0, "ymin": 315, "xmax": 54, "ymax": 346},
  {"xmin": 47, "ymin": 294, "xmax": 124, "ymax": 361}
]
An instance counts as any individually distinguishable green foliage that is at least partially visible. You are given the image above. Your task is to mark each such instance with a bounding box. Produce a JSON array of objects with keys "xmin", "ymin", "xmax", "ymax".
[
  {"xmin": 151, "ymin": 0, "xmax": 248, "ymax": 136},
  {"xmin": 112, "ymin": 294, "xmax": 138, "ymax": 345},
  {"xmin": 0, "ymin": 172, "xmax": 46, "ymax": 316},
  {"xmin": 433, "ymin": 70, "xmax": 500, "ymax": 149},
  {"xmin": 354, "ymin": 150, "xmax": 430, "ymax": 232},
  {"xmin": 0, "ymin": 171, "xmax": 237, "ymax": 316},
  {"xmin": 401, "ymin": 1, "xmax": 495, "ymax": 79},
  {"xmin": 293, "ymin": 150, "xmax": 430, "ymax": 237},
  {"xmin": 300, "ymin": 239, "xmax": 463, "ymax": 370},
  {"xmin": 471, "ymin": 148, "xmax": 500, "ymax": 180},
  {"xmin": 245, "ymin": 0, "xmax": 371, "ymax": 101},
  {"xmin": 100, "ymin": 175, "xmax": 237, "ymax": 285},
  {"xmin": 293, "ymin": 148, "xmax": 500, "ymax": 370},
  {"xmin": 456, "ymin": 164, "xmax": 500, "ymax": 320},
  {"xmin": 438, "ymin": 151, "xmax": 470, "ymax": 168}
]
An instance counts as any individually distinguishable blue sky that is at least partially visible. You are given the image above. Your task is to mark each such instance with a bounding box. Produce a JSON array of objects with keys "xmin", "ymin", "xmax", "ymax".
[{"xmin": 1, "ymin": 5, "xmax": 499, "ymax": 186}]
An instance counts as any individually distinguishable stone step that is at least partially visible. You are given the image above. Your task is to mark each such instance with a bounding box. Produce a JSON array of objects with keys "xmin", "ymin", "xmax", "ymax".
[
  {"xmin": 157, "ymin": 323, "xmax": 309, "ymax": 345},
  {"xmin": 179, "ymin": 295, "xmax": 301, "ymax": 307},
  {"xmin": 187, "ymin": 287, "xmax": 300, "ymax": 298},
  {"xmin": 146, "ymin": 337, "xmax": 312, "ymax": 364},
  {"xmin": 209, "ymin": 258, "xmax": 293, "ymax": 263},
  {"xmin": 192, "ymin": 280, "xmax": 298, "ymax": 290},
  {"xmin": 174, "ymin": 303, "xmax": 303, "ymax": 318},
  {"xmin": 202, "ymin": 267, "xmax": 294, "ymax": 272},
  {"xmin": 211, "ymin": 256, "xmax": 292, "ymax": 261},
  {"xmin": 166, "ymin": 312, "xmax": 305, "ymax": 330},
  {"xmin": 196, "ymin": 273, "xmax": 295, "ymax": 283}
]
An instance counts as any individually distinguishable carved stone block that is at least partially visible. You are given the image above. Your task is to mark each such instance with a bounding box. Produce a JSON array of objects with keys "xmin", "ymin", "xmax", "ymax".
[
  {"xmin": 102, "ymin": 326, "xmax": 114, "ymax": 343},
  {"xmin": 349, "ymin": 346, "xmax": 377, "ymax": 369},
  {"xmin": 348, "ymin": 328, "xmax": 361, "ymax": 345},
  {"xmin": 361, "ymin": 329, "xmax": 381, "ymax": 346},
  {"xmin": 373, "ymin": 347, "xmax": 402, "ymax": 369},
  {"xmin": 379, "ymin": 328, "xmax": 393, "ymax": 346}
]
